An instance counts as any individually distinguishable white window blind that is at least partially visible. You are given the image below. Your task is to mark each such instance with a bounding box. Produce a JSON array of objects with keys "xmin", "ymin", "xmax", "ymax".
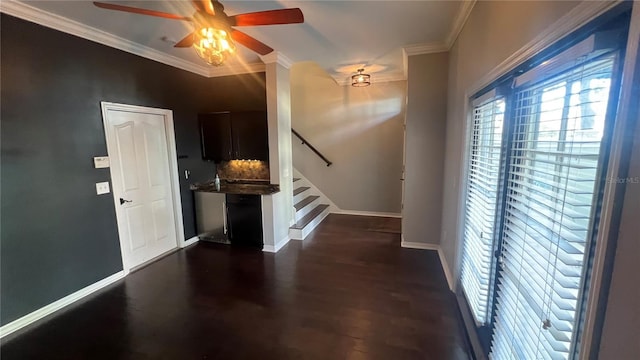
[
  {"xmin": 490, "ymin": 54, "xmax": 615, "ymax": 360},
  {"xmin": 460, "ymin": 96, "xmax": 505, "ymax": 324}
]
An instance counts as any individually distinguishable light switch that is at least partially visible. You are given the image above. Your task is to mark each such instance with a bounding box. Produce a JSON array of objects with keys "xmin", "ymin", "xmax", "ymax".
[
  {"xmin": 96, "ymin": 182, "xmax": 110, "ymax": 195},
  {"xmin": 94, "ymin": 156, "xmax": 110, "ymax": 168}
]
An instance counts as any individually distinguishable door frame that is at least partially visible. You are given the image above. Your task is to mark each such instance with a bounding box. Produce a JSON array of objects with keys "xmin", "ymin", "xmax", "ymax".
[{"xmin": 100, "ymin": 101, "xmax": 186, "ymax": 274}]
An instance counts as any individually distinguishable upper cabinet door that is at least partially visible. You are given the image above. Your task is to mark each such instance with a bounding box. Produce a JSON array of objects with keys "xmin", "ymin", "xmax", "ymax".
[
  {"xmin": 199, "ymin": 112, "xmax": 233, "ymax": 162},
  {"xmin": 231, "ymin": 111, "xmax": 269, "ymax": 161}
]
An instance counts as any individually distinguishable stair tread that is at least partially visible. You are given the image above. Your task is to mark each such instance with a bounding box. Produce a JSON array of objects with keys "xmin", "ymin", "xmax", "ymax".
[
  {"xmin": 293, "ymin": 178, "xmax": 301, "ymax": 182},
  {"xmin": 291, "ymin": 204, "xmax": 330, "ymax": 229},
  {"xmin": 294, "ymin": 195, "xmax": 320, "ymax": 211},
  {"xmin": 293, "ymin": 187, "xmax": 310, "ymax": 196}
]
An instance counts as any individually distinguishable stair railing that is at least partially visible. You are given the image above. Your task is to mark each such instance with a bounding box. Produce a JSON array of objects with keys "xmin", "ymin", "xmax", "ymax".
[{"xmin": 291, "ymin": 128, "xmax": 332, "ymax": 167}]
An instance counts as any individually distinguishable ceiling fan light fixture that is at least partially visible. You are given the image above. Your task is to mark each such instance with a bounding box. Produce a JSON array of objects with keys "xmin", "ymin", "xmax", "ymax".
[
  {"xmin": 93, "ymin": 1, "xmax": 303, "ymax": 65},
  {"xmin": 351, "ymin": 68, "xmax": 371, "ymax": 87},
  {"xmin": 193, "ymin": 27, "xmax": 236, "ymax": 66}
]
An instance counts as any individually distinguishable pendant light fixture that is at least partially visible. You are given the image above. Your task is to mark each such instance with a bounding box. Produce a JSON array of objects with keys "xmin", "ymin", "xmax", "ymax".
[{"xmin": 351, "ymin": 68, "xmax": 371, "ymax": 87}]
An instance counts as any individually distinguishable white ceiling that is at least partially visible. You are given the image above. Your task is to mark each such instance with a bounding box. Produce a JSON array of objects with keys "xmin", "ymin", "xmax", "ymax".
[{"xmin": 6, "ymin": 1, "xmax": 472, "ymax": 83}]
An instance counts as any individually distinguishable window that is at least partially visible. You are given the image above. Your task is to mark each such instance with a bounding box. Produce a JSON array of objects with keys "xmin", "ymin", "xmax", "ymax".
[
  {"xmin": 491, "ymin": 53, "xmax": 615, "ymax": 360},
  {"xmin": 460, "ymin": 95, "xmax": 505, "ymax": 324},
  {"xmin": 457, "ymin": 24, "xmax": 626, "ymax": 360}
]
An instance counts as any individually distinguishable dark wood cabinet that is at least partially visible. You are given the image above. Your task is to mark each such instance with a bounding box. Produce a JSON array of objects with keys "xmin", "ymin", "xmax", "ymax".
[
  {"xmin": 199, "ymin": 111, "xmax": 269, "ymax": 162},
  {"xmin": 232, "ymin": 111, "xmax": 269, "ymax": 160},
  {"xmin": 200, "ymin": 112, "xmax": 233, "ymax": 161}
]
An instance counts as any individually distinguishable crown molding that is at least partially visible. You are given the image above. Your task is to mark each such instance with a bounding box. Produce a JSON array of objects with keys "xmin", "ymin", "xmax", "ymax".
[
  {"xmin": 445, "ymin": 0, "xmax": 476, "ymax": 48},
  {"xmin": 399, "ymin": 0, "xmax": 475, "ymax": 79},
  {"xmin": 400, "ymin": 42, "xmax": 448, "ymax": 79},
  {"xmin": 332, "ymin": 76, "xmax": 350, "ymax": 87},
  {"xmin": 402, "ymin": 42, "xmax": 449, "ymax": 56},
  {"xmin": 0, "ymin": 0, "xmax": 212, "ymax": 77},
  {"xmin": 0, "ymin": 0, "xmax": 267, "ymax": 78},
  {"xmin": 373, "ymin": 72, "xmax": 407, "ymax": 84},
  {"xmin": 208, "ymin": 62, "xmax": 266, "ymax": 77},
  {"xmin": 259, "ymin": 52, "xmax": 294, "ymax": 69}
]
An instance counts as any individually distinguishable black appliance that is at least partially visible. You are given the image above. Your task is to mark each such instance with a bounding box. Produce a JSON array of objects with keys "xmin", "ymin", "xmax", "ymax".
[{"xmin": 226, "ymin": 194, "xmax": 263, "ymax": 249}]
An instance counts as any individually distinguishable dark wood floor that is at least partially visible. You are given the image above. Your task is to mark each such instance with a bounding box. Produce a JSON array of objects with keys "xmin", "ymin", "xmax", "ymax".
[{"xmin": 1, "ymin": 214, "xmax": 470, "ymax": 359}]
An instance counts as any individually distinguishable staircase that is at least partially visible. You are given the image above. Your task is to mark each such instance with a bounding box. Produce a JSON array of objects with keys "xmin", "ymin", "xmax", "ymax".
[{"xmin": 289, "ymin": 177, "xmax": 331, "ymax": 240}]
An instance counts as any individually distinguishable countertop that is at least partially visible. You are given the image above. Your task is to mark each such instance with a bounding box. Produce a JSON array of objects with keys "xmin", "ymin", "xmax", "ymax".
[{"xmin": 190, "ymin": 181, "xmax": 280, "ymax": 195}]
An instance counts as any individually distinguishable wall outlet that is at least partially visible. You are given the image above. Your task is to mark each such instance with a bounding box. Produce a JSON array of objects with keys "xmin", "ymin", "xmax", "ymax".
[{"xmin": 96, "ymin": 182, "xmax": 110, "ymax": 195}]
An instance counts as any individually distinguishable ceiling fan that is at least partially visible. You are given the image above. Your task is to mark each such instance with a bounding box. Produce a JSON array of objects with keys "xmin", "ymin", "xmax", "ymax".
[{"xmin": 93, "ymin": 0, "xmax": 304, "ymax": 66}]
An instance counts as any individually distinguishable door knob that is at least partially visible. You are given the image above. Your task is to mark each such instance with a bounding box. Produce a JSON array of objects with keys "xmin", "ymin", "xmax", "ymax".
[{"xmin": 119, "ymin": 198, "xmax": 132, "ymax": 205}]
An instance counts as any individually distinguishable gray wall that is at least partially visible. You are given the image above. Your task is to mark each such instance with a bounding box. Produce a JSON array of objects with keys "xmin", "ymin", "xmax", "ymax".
[
  {"xmin": 0, "ymin": 14, "xmax": 266, "ymax": 325},
  {"xmin": 290, "ymin": 62, "xmax": 405, "ymax": 214},
  {"xmin": 402, "ymin": 52, "xmax": 448, "ymax": 245}
]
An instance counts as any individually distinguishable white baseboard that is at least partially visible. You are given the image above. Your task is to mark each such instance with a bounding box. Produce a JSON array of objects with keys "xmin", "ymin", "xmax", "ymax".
[
  {"xmin": 400, "ymin": 241, "xmax": 439, "ymax": 250},
  {"xmin": 400, "ymin": 239, "xmax": 454, "ymax": 290},
  {"xmin": 437, "ymin": 248, "xmax": 454, "ymax": 291},
  {"xmin": 263, "ymin": 235, "xmax": 290, "ymax": 253},
  {"xmin": 335, "ymin": 210, "xmax": 402, "ymax": 218},
  {"xmin": 181, "ymin": 236, "xmax": 199, "ymax": 248},
  {"xmin": 0, "ymin": 271, "xmax": 125, "ymax": 338}
]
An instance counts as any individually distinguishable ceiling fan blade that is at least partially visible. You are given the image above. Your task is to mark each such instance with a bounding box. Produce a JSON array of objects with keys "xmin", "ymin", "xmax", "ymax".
[
  {"xmin": 231, "ymin": 30, "xmax": 273, "ymax": 55},
  {"xmin": 174, "ymin": 32, "xmax": 195, "ymax": 48},
  {"xmin": 93, "ymin": 2, "xmax": 192, "ymax": 21},
  {"xmin": 228, "ymin": 8, "xmax": 304, "ymax": 26},
  {"xmin": 200, "ymin": 0, "xmax": 215, "ymax": 15},
  {"xmin": 191, "ymin": 0, "xmax": 204, "ymax": 12}
]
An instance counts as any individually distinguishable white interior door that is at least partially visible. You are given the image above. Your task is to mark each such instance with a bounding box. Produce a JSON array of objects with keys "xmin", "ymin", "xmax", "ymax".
[{"xmin": 102, "ymin": 102, "xmax": 182, "ymax": 271}]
